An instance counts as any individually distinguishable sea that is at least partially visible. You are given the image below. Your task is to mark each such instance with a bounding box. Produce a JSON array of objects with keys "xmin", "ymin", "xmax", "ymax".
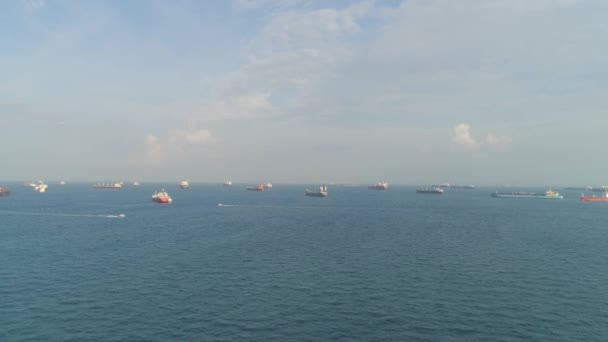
[{"xmin": 1, "ymin": 183, "xmax": 607, "ymax": 341}]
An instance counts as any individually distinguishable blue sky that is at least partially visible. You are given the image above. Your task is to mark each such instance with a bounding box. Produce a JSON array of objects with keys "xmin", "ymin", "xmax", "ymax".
[{"xmin": 1, "ymin": 0, "xmax": 608, "ymax": 185}]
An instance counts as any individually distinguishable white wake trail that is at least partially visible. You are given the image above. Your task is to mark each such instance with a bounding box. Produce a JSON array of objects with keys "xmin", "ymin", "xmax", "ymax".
[{"xmin": 0, "ymin": 210, "xmax": 126, "ymax": 218}]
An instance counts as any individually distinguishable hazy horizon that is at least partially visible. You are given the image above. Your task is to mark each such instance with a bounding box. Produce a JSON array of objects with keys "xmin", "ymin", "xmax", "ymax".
[
  {"xmin": 3, "ymin": 179, "xmax": 606, "ymax": 189},
  {"xmin": 2, "ymin": 0, "xmax": 607, "ymax": 185}
]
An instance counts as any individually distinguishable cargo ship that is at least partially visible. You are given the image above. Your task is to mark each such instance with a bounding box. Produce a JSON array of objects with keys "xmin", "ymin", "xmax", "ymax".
[
  {"xmin": 247, "ymin": 184, "xmax": 264, "ymax": 191},
  {"xmin": 179, "ymin": 180, "xmax": 190, "ymax": 189},
  {"xmin": 449, "ymin": 184, "xmax": 475, "ymax": 189},
  {"xmin": 580, "ymin": 191, "xmax": 608, "ymax": 202},
  {"xmin": 491, "ymin": 189, "xmax": 563, "ymax": 199},
  {"xmin": 0, "ymin": 187, "xmax": 10, "ymax": 197},
  {"xmin": 416, "ymin": 186, "xmax": 444, "ymax": 194},
  {"xmin": 434, "ymin": 183, "xmax": 475, "ymax": 189},
  {"xmin": 305, "ymin": 185, "xmax": 328, "ymax": 197},
  {"xmin": 152, "ymin": 189, "xmax": 172, "ymax": 204},
  {"xmin": 93, "ymin": 182, "xmax": 122, "ymax": 189},
  {"xmin": 369, "ymin": 182, "xmax": 389, "ymax": 190}
]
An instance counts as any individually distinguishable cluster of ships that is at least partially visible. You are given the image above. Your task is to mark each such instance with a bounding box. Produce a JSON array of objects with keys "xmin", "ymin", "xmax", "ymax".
[{"xmin": 2, "ymin": 181, "xmax": 608, "ymax": 203}]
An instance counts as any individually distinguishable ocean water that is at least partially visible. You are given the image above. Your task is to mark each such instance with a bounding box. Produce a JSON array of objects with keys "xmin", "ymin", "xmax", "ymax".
[{"xmin": 1, "ymin": 183, "xmax": 607, "ymax": 341}]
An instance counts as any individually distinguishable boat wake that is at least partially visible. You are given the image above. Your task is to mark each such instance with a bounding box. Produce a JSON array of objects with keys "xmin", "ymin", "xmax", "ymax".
[
  {"xmin": 217, "ymin": 203, "xmax": 327, "ymax": 209},
  {"xmin": 0, "ymin": 210, "xmax": 126, "ymax": 218}
]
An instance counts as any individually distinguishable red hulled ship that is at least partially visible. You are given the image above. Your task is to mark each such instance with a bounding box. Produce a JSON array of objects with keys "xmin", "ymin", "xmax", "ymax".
[
  {"xmin": 581, "ymin": 191, "xmax": 608, "ymax": 202},
  {"xmin": 152, "ymin": 189, "xmax": 172, "ymax": 204}
]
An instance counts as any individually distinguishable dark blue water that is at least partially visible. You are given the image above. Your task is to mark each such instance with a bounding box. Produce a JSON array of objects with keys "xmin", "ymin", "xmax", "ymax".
[{"xmin": 1, "ymin": 183, "xmax": 607, "ymax": 341}]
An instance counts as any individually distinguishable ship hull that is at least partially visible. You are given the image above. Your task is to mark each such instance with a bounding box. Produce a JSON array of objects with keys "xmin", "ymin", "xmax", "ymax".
[
  {"xmin": 305, "ymin": 190, "xmax": 328, "ymax": 197},
  {"xmin": 581, "ymin": 197, "xmax": 608, "ymax": 202},
  {"xmin": 416, "ymin": 190, "xmax": 443, "ymax": 194},
  {"xmin": 153, "ymin": 198, "xmax": 172, "ymax": 204},
  {"xmin": 368, "ymin": 186, "xmax": 388, "ymax": 190},
  {"xmin": 491, "ymin": 193, "xmax": 563, "ymax": 199}
]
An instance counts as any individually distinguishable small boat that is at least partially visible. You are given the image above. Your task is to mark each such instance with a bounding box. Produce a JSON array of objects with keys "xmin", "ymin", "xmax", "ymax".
[
  {"xmin": 179, "ymin": 180, "xmax": 190, "ymax": 189},
  {"xmin": 264, "ymin": 183, "xmax": 273, "ymax": 189},
  {"xmin": 152, "ymin": 189, "xmax": 172, "ymax": 203},
  {"xmin": 132, "ymin": 181, "xmax": 141, "ymax": 186},
  {"xmin": 0, "ymin": 187, "xmax": 11, "ymax": 197},
  {"xmin": 491, "ymin": 189, "xmax": 563, "ymax": 199},
  {"xmin": 247, "ymin": 184, "xmax": 264, "ymax": 191},
  {"xmin": 369, "ymin": 182, "xmax": 389, "ymax": 190},
  {"xmin": 93, "ymin": 182, "xmax": 122, "ymax": 189},
  {"xmin": 223, "ymin": 180, "xmax": 233, "ymax": 187},
  {"xmin": 581, "ymin": 191, "xmax": 608, "ymax": 202},
  {"xmin": 305, "ymin": 185, "xmax": 328, "ymax": 197},
  {"xmin": 34, "ymin": 182, "xmax": 48, "ymax": 193},
  {"xmin": 59, "ymin": 180, "xmax": 66, "ymax": 185},
  {"xmin": 416, "ymin": 186, "xmax": 444, "ymax": 194}
]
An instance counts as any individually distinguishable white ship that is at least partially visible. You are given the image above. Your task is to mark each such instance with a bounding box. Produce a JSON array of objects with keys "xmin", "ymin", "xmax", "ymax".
[
  {"xmin": 34, "ymin": 182, "xmax": 48, "ymax": 193},
  {"xmin": 305, "ymin": 185, "xmax": 328, "ymax": 197}
]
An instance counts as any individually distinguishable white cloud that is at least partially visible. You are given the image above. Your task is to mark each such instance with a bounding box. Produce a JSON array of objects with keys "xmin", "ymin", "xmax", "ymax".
[
  {"xmin": 452, "ymin": 123, "xmax": 479, "ymax": 151},
  {"xmin": 20, "ymin": 0, "xmax": 45, "ymax": 11},
  {"xmin": 452, "ymin": 123, "xmax": 512, "ymax": 153},
  {"xmin": 248, "ymin": 2, "xmax": 370, "ymax": 54}
]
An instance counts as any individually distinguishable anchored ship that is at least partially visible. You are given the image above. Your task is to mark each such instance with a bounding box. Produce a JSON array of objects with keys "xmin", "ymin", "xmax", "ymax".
[
  {"xmin": 223, "ymin": 180, "xmax": 233, "ymax": 187},
  {"xmin": 434, "ymin": 183, "xmax": 475, "ymax": 189},
  {"xmin": 416, "ymin": 186, "xmax": 444, "ymax": 194},
  {"xmin": 581, "ymin": 191, "xmax": 608, "ymax": 202},
  {"xmin": 305, "ymin": 185, "xmax": 328, "ymax": 197},
  {"xmin": 369, "ymin": 182, "xmax": 389, "ymax": 190},
  {"xmin": 179, "ymin": 180, "xmax": 190, "ymax": 189},
  {"xmin": 491, "ymin": 189, "xmax": 563, "ymax": 199},
  {"xmin": 0, "ymin": 187, "xmax": 10, "ymax": 197},
  {"xmin": 247, "ymin": 184, "xmax": 264, "ymax": 191},
  {"xmin": 93, "ymin": 182, "xmax": 122, "ymax": 189},
  {"xmin": 152, "ymin": 189, "xmax": 172, "ymax": 204}
]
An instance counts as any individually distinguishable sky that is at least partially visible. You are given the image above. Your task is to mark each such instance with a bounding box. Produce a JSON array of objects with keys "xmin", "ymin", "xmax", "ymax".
[{"xmin": 1, "ymin": 0, "xmax": 608, "ymax": 185}]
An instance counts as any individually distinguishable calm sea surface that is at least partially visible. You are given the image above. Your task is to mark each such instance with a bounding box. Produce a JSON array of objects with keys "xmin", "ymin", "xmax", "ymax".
[{"xmin": 1, "ymin": 183, "xmax": 607, "ymax": 341}]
